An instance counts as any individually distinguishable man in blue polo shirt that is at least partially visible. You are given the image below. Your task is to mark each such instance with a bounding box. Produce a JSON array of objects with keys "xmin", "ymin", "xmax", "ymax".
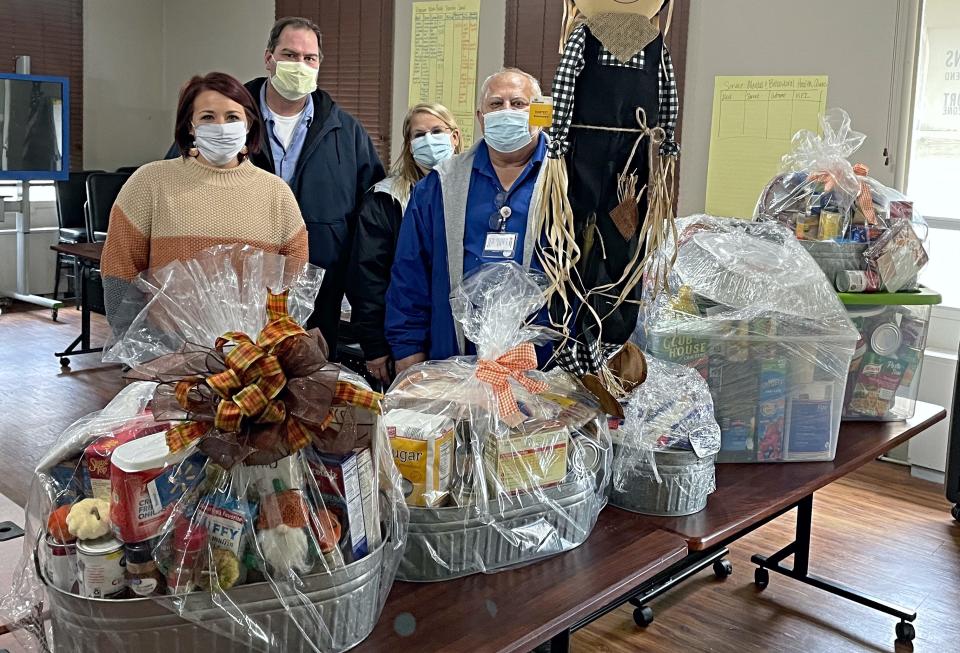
[{"xmin": 385, "ymin": 68, "xmax": 549, "ymax": 373}]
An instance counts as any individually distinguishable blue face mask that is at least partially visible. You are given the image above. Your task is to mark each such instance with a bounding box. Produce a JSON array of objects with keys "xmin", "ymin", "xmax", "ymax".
[
  {"xmin": 482, "ymin": 108, "xmax": 534, "ymax": 153},
  {"xmin": 411, "ymin": 132, "xmax": 454, "ymax": 169}
]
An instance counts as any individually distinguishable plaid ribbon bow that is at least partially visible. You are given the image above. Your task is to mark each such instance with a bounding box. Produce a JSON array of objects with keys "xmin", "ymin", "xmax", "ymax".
[
  {"xmin": 164, "ymin": 291, "xmax": 381, "ymax": 462},
  {"xmin": 475, "ymin": 342, "xmax": 549, "ymax": 428}
]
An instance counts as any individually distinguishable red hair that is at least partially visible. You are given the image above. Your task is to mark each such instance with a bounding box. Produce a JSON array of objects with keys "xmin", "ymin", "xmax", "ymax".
[{"xmin": 174, "ymin": 72, "xmax": 262, "ymax": 161}]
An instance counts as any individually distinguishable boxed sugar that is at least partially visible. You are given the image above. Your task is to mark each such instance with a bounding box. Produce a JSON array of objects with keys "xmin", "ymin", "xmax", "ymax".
[{"xmin": 383, "ymin": 409, "xmax": 454, "ymax": 508}]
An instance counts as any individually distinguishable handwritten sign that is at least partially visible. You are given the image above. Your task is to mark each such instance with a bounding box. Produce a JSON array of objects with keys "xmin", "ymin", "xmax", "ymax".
[{"xmin": 705, "ymin": 75, "xmax": 829, "ymax": 218}]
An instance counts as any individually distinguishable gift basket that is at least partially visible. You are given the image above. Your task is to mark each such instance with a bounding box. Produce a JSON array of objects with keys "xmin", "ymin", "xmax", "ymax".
[
  {"xmin": 637, "ymin": 216, "xmax": 859, "ymax": 463},
  {"xmin": 382, "ymin": 262, "xmax": 611, "ymax": 582},
  {"xmin": 0, "ymin": 246, "xmax": 407, "ymax": 652},
  {"xmin": 611, "ymin": 356, "xmax": 721, "ymax": 516},
  {"xmin": 755, "ymin": 108, "xmax": 929, "ymax": 293}
]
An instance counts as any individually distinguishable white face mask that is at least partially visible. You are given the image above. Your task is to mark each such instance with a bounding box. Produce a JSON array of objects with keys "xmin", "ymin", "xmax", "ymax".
[{"xmin": 193, "ymin": 122, "xmax": 247, "ymax": 167}]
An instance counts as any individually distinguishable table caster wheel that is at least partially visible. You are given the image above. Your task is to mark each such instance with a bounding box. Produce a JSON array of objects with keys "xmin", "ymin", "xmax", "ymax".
[
  {"xmin": 952, "ymin": 503, "xmax": 960, "ymax": 522},
  {"xmin": 713, "ymin": 559, "xmax": 733, "ymax": 579},
  {"xmin": 895, "ymin": 621, "xmax": 916, "ymax": 642},
  {"xmin": 60, "ymin": 357, "xmax": 70, "ymax": 368},
  {"xmin": 633, "ymin": 606, "xmax": 654, "ymax": 628},
  {"xmin": 754, "ymin": 567, "xmax": 769, "ymax": 590}
]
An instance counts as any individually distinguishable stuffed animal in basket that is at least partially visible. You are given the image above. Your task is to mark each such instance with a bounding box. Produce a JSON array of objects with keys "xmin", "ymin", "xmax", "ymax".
[{"xmin": 541, "ymin": 0, "xmax": 680, "ymax": 384}]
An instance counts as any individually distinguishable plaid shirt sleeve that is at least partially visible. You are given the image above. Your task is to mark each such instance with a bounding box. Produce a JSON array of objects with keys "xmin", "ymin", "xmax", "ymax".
[
  {"xmin": 548, "ymin": 25, "xmax": 587, "ymax": 158},
  {"xmin": 658, "ymin": 44, "xmax": 680, "ymax": 157}
]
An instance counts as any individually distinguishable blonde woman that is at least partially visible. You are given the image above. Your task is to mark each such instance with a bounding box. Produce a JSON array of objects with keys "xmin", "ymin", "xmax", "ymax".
[{"xmin": 347, "ymin": 103, "xmax": 462, "ymax": 384}]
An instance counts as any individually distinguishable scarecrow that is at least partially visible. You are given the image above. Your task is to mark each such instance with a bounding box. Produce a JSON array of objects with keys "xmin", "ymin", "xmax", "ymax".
[{"xmin": 539, "ymin": 0, "xmax": 680, "ymax": 392}]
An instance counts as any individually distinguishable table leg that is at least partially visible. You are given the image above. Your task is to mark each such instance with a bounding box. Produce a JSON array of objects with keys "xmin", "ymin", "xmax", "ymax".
[
  {"xmin": 751, "ymin": 494, "xmax": 917, "ymax": 643},
  {"xmin": 54, "ymin": 262, "xmax": 104, "ymax": 367},
  {"xmin": 547, "ymin": 629, "xmax": 570, "ymax": 653}
]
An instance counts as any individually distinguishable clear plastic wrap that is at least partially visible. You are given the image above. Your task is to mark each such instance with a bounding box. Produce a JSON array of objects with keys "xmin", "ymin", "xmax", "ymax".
[
  {"xmin": 1, "ymin": 245, "xmax": 407, "ymax": 652},
  {"xmin": 610, "ymin": 356, "xmax": 720, "ymax": 516},
  {"xmin": 637, "ymin": 216, "xmax": 858, "ymax": 463},
  {"xmin": 754, "ymin": 109, "xmax": 929, "ymax": 290},
  {"xmin": 381, "ymin": 262, "xmax": 611, "ymax": 581}
]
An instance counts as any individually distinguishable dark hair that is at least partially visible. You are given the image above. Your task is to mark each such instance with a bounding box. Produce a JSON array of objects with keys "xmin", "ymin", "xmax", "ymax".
[
  {"xmin": 267, "ymin": 17, "xmax": 323, "ymax": 55},
  {"xmin": 174, "ymin": 72, "xmax": 262, "ymax": 161}
]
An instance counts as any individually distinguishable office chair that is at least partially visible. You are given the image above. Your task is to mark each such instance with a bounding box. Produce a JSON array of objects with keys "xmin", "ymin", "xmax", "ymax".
[
  {"xmin": 85, "ymin": 172, "xmax": 130, "ymax": 243},
  {"xmin": 115, "ymin": 166, "xmax": 140, "ymax": 174},
  {"xmin": 53, "ymin": 171, "xmax": 103, "ymax": 301}
]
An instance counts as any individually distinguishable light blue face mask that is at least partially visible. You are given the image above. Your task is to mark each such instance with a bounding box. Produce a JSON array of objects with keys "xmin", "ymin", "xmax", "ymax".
[
  {"xmin": 482, "ymin": 108, "xmax": 534, "ymax": 153},
  {"xmin": 411, "ymin": 132, "xmax": 454, "ymax": 169}
]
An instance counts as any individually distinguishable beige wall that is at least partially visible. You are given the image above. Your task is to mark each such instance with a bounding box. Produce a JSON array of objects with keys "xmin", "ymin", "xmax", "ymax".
[
  {"xmin": 82, "ymin": 0, "xmax": 274, "ymax": 172},
  {"xmin": 390, "ymin": 0, "xmax": 506, "ymax": 164}
]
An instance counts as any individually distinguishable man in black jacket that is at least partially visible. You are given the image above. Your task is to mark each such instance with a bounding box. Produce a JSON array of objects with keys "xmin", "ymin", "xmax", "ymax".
[
  {"xmin": 170, "ymin": 17, "xmax": 385, "ymax": 355},
  {"xmin": 255, "ymin": 17, "xmax": 384, "ymax": 355}
]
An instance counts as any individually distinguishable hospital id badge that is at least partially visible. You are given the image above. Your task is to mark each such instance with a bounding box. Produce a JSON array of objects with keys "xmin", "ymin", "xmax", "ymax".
[{"xmin": 482, "ymin": 232, "xmax": 518, "ymax": 259}]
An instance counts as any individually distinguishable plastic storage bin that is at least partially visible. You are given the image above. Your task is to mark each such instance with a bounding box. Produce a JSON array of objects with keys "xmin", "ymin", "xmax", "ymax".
[
  {"xmin": 840, "ymin": 287, "xmax": 941, "ymax": 421},
  {"xmin": 648, "ymin": 324, "xmax": 853, "ymax": 463}
]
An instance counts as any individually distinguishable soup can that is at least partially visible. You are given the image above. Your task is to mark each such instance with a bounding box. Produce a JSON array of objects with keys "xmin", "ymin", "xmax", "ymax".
[
  {"xmin": 44, "ymin": 534, "xmax": 77, "ymax": 593},
  {"xmin": 77, "ymin": 535, "xmax": 126, "ymax": 599},
  {"xmin": 870, "ymin": 322, "xmax": 902, "ymax": 357}
]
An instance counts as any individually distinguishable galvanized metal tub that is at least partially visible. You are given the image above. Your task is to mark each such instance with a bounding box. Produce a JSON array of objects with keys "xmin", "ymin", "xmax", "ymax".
[
  {"xmin": 397, "ymin": 474, "xmax": 602, "ymax": 582},
  {"xmin": 610, "ymin": 449, "xmax": 715, "ymax": 517},
  {"xmin": 42, "ymin": 540, "xmax": 388, "ymax": 653}
]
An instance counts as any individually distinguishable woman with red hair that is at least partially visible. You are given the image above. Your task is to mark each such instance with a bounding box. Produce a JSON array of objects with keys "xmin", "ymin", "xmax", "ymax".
[{"xmin": 101, "ymin": 72, "xmax": 308, "ymax": 323}]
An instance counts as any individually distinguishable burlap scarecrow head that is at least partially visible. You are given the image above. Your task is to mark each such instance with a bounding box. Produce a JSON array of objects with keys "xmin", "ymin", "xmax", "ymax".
[{"xmin": 566, "ymin": 0, "xmax": 670, "ymax": 62}]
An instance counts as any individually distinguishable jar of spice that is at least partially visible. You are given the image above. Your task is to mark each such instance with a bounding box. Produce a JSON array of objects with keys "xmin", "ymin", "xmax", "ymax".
[
  {"xmin": 125, "ymin": 540, "xmax": 165, "ymax": 597},
  {"xmin": 166, "ymin": 518, "xmax": 207, "ymax": 595}
]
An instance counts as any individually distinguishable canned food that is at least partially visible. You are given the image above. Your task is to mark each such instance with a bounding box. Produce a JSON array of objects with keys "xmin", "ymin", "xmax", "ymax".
[
  {"xmin": 835, "ymin": 269, "xmax": 880, "ymax": 293},
  {"xmin": 795, "ymin": 214, "xmax": 820, "ymax": 240},
  {"xmin": 898, "ymin": 316, "xmax": 927, "ymax": 350},
  {"xmin": 77, "ymin": 535, "xmax": 126, "ymax": 598},
  {"xmin": 44, "ymin": 534, "xmax": 77, "ymax": 593},
  {"xmin": 870, "ymin": 322, "xmax": 902, "ymax": 357},
  {"xmin": 819, "ymin": 210, "xmax": 843, "ymax": 240}
]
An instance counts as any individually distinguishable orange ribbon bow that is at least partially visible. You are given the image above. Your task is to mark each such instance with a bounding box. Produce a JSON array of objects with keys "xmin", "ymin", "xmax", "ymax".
[
  {"xmin": 806, "ymin": 163, "xmax": 876, "ymax": 224},
  {"xmin": 475, "ymin": 342, "xmax": 548, "ymax": 428},
  {"xmin": 852, "ymin": 163, "xmax": 877, "ymax": 225}
]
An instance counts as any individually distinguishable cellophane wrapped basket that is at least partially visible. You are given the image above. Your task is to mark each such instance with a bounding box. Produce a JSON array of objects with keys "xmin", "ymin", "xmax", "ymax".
[
  {"xmin": 636, "ymin": 216, "xmax": 858, "ymax": 462},
  {"xmin": 611, "ymin": 356, "xmax": 721, "ymax": 516},
  {"xmin": 754, "ymin": 108, "xmax": 929, "ymax": 292},
  {"xmin": 382, "ymin": 262, "xmax": 611, "ymax": 581},
  {"xmin": 0, "ymin": 245, "xmax": 408, "ymax": 652}
]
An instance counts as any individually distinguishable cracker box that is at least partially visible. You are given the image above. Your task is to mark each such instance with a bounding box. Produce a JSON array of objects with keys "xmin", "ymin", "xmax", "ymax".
[
  {"xmin": 307, "ymin": 450, "xmax": 368, "ymax": 560},
  {"xmin": 383, "ymin": 409, "xmax": 454, "ymax": 508},
  {"xmin": 353, "ymin": 447, "xmax": 381, "ymax": 550},
  {"xmin": 484, "ymin": 428, "xmax": 569, "ymax": 494}
]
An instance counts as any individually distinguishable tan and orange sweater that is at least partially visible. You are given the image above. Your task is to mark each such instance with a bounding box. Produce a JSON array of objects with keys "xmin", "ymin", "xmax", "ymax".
[{"xmin": 101, "ymin": 156, "xmax": 309, "ymax": 321}]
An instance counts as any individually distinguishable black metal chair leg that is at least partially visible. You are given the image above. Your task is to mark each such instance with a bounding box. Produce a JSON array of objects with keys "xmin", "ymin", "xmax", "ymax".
[{"xmin": 53, "ymin": 251, "xmax": 63, "ymax": 301}]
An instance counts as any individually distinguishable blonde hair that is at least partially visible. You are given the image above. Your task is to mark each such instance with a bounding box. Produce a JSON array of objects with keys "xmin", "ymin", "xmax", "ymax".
[{"xmin": 390, "ymin": 103, "xmax": 463, "ymax": 205}]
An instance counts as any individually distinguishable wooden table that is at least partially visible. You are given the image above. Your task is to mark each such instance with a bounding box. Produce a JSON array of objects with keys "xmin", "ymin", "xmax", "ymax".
[
  {"xmin": 49, "ymin": 242, "xmax": 104, "ymax": 367},
  {"xmin": 628, "ymin": 401, "xmax": 947, "ymax": 645},
  {"xmin": 356, "ymin": 512, "xmax": 687, "ymax": 653},
  {"xmin": 359, "ymin": 403, "xmax": 945, "ymax": 652}
]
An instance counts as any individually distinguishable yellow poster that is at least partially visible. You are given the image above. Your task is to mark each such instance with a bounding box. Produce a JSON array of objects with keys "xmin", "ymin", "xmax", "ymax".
[
  {"xmin": 408, "ymin": 0, "xmax": 481, "ymax": 145},
  {"xmin": 705, "ymin": 75, "xmax": 828, "ymax": 218}
]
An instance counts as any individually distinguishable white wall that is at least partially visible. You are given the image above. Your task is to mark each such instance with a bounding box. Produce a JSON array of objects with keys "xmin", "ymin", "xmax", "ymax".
[
  {"xmin": 390, "ymin": 0, "xmax": 506, "ymax": 164},
  {"xmin": 678, "ymin": 0, "xmax": 916, "ymax": 216},
  {"xmin": 83, "ymin": 0, "xmax": 166, "ymax": 171},
  {"xmin": 82, "ymin": 0, "xmax": 274, "ymax": 172}
]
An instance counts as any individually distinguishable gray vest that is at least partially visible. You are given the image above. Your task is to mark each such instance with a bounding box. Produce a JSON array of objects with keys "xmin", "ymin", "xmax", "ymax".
[{"xmin": 434, "ymin": 139, "xmax": 547, "ymax": 353}]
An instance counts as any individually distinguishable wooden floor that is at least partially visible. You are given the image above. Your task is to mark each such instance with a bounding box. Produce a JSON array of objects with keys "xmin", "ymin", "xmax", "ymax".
[{"xmin": 0, "ymin": 303, "xmax": 957, "ymax": 652}]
